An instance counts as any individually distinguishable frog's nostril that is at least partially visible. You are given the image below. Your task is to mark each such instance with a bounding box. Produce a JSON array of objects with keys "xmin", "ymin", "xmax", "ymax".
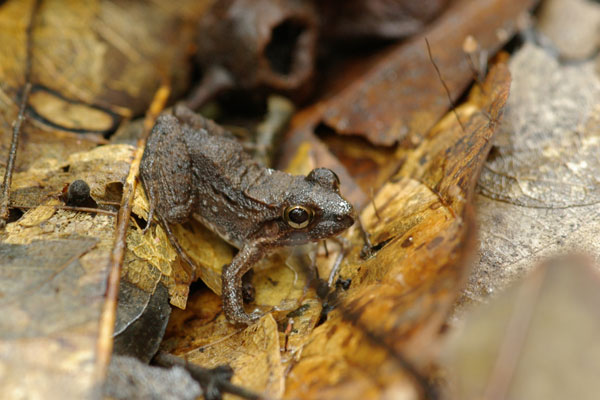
[{"xmin": 346, "ymin": 214, "xmax": 355, "ymax": 226}]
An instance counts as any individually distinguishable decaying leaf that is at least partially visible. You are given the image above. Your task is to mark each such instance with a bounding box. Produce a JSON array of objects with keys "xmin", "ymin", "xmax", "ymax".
[
  {"xmin": 163, "ymin": 291, "xmax": 285, "ymax": 398},
  {"xmin": 318, "ymin": 0, "xmax": 451, "ymax": 39},
  {"xmin": 0, "ymin": 143, "xmax": 175, "ymax": 398},
  {"xmin": 460, "ymin": 42, "xmax": 600, "ymax": 310},
  {"xmin": 0, "ymin": 212, "xmax": 113, "ymax": 399},
  {"xmin": 9, "ymin": 144, "xmax": 133, "ymax": 209},
  {"xmin": 284, "ymin": 62, "xmax": 511, "ymax": 398},
  {"xmin": 278, "ymin": 0, "xmax": 535, "ymax": 202},
  {"xmin": 113, "ymin": 281, "xmax": 171, "ymax": 363},
  {"xmin": 0, "ymin": 238, "xmax": 104, "ymax": 399},
  {"xmin": 184, "ymin": 314, "xmax": 284, "ymax": 399},
  {"xmin": 0, "ymin": 0, "xmax": 209, "ymax": 171},
  {"xmin": 313, "ymin": 0, "xmax": 530, "ymax": 146},
  {"xmin": 445, "ymin": 256, "xmax": 600, "ymax": 400}
]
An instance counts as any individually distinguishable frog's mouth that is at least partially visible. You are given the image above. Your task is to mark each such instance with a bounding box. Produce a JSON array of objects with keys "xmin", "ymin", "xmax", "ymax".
[
  {"xmin": 313, "ymin": 217, "xmax": 355, "ymax": 238},
  {"xmin": 282, "ymin": 216, "xmax": 355, "ymax": 246}
]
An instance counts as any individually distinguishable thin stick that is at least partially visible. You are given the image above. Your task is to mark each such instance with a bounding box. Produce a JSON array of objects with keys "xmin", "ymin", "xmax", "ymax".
[
  {"xmin": 95, "ymin": 84, "xmax": 171, "ymax": 381},
  {"xmin": 11, "ymin": 204, "xmax": 117, "ymax": 217},
  {"xmin": 358, "ymin": 216, "xmax": 373, "ymax": 259},
  {"xmin": 0, "ymin": 0, "xmax": 40, "ymax": 227},
  {"xmin": 482, "ymin": 267, "xmax": 546, "ymax": 400},
  {"xmin": 186, "ymin": 66, "xmax": 234, "ymax": 110},
  {"xmin": 465, "ymin": 53, "xmax": 484, "ymax": 89},
  {"xmin": 425, "ymin": 38, "xmax": 466, "ymax": 134},
  {"xmin": 370, "ymin": 187, "xmax": 381, "ymax": 221}
]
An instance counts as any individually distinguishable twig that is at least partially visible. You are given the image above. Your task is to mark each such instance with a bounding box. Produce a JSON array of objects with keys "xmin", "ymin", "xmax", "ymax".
[
  {"xmin": 186, "ymin": 66, "xmax": 234, "ymax": 110},
  {"xmin": 0, "ymin": 0, "xmax": 40, "ymax": 228},
  {"xmin": 482, "ymin": 267, "xmax": 546, "ymax": 400},
  {"xmin": 370, "ymin": 187, "xmax": 381, "ymax": 221},
  {"xmin": 96, "ymin": 200, "xmax": 121, "ymax": 206},
  {"xmin": 10, "ymin": 204, "xmax": 117, "ymax": 216},
  {"xmin": 95, "ymin": 84, "xmax": 171, "ymax": 381},
  {"xmin": 357, "ymin": 216, "xmax": 373, "ymax": 259},
  {"xmin": 425, "ymin": 38, "xmax": 466, "ymax": 134},
  {"xmin": 154, "ymin": 351, "xmax": 263, "ymax": 400}
]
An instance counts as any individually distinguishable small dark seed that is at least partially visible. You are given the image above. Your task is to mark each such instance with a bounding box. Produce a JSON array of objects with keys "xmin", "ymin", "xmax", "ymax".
[{"xmin": 66, "ymin": 180, "xmax": 97, "ymax": 208}]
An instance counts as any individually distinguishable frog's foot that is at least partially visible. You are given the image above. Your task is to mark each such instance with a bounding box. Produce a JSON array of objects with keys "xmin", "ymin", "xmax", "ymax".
[
  {"xmin": 159, "ymin": 216, "xmax": 197, "ymax": 281},
  {"xmin": 142, "ymin": 199, "xmax": 155, "ymax": 234}
]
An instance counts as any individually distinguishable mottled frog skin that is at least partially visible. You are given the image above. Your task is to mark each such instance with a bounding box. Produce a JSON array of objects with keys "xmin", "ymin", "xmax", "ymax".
[{"xmin": 140, "ymin": 105, "xmax": 355, "ymax": 324}]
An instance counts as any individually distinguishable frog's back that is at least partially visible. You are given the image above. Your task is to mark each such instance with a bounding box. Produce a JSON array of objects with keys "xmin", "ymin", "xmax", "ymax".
[{"xmin": 182, "ymin": 124, "xmax": 296, "ymax": 246}]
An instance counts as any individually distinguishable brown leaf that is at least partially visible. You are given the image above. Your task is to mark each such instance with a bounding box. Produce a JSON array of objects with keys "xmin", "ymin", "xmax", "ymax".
[
  {"xmin": 317, "ymin": 0, "xmax": 532, "ymax": 146},
  {"xmin": 461, "ymin": 42, "xmax": 600, "ymax": 310},
  {"xmin": 281, "ymin": 0, "xmax": 534, "ymax": 148},
  {"xmin": 278, "ymin": 0, "xmax": 534, "ymax": 203},
  {"xmin": 285, "ymin": 62, "xmax": 511, "ymax": 398},
  {"xmin": 318, "ymin": 0, "xmax": 451, "ymax": 39},
  {"xmin": 0, "ymin": 143, "xmax": 173, "ymax": 398},
  {"xmin": 0, "ymin": 228, "xmax": 109, "ymax": 399},
  {"xmin": 0, "ymin": 0, "xmax": 209, "ymax": 170},
  {"xmin": 445, "ymin": 256, "xmax": 600, "ymax": 400},
  {"xmin": 164, "ymin": 306, "xmax": 285, "ymax": 399}
]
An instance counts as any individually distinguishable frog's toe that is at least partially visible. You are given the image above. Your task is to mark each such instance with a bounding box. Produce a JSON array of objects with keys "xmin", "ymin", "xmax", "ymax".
[
  {"xmin": 228, "ymin": 310, "xmax": 262, "ymax": 325},
  {"xmin": 247, "ymin": 311, "xmax": 263, "ymax": 322}
]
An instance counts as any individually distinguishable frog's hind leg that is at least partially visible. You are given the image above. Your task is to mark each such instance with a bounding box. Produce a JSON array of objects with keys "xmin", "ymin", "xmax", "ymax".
[
  {"xmin": 159, "ymin": 215, "xmax": 197, "ymax": 282},
  {"xmin": 141, "ymin": 177, "xmax": 157, "ymax": 234}
]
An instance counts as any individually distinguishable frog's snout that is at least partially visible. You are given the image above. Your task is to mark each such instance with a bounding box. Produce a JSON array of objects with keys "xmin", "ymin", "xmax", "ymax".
[
  {"xmin": 337, "ymin": 213, "xmax": 355, "ymax": 230},
  {"xmin": 335, "ymin": 200, "xmax": 356, "ymax": 229}
]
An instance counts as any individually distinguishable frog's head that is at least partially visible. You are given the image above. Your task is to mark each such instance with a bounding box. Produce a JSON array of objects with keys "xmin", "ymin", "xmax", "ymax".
[{"xmin": 277, "ymin": 168, "xmax": 355, "ymax": 245}]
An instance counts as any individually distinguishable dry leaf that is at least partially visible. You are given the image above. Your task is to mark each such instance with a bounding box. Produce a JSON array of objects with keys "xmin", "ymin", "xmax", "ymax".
[
  {"xmin": 0, "ymin": 0, "xmax": 209, "ymax": 171},
  {"xmin": 0, "ymin": 225, "xmax": 111, "ymax": 399},
  {"xmin": 461, "ymin": 42, "xmax": 600, "ymax": 310},
  {"xmin": 285, "ymin": 62, "xmax": 511, "ymax": 399},
  {"xmin": 165, "ymin": 310, "xmax": 285, "ymax": 399},
  {"xmin": 0, "ymin": 143, "xmax": 169, "ymax": 398},
  {"xmin": 278, "ymin": 0, "xmax": 535, "ymax": 202},
  {"xmin": 445, "ymin": 256, "xmax": 600, "ymax": 400}
]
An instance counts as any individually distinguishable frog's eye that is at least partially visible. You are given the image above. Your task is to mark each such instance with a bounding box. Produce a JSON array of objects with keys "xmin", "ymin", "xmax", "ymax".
[
  {"xmin": 306, "ymin": 168, "xmax": 340, "ymax": 190},
  {"xmin": 284, "ymin": 205, "xmax": 313, "ymax": 229}
]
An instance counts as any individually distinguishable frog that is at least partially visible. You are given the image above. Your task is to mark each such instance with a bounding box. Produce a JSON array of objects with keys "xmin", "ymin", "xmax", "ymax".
[{"xmin": 140, "ymin": 104, "xmax": 355, "ymax": 324}]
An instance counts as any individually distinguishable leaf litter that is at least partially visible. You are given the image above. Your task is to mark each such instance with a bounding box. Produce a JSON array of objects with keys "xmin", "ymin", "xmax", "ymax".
[
  {"xmin": 458, "ymin": 40, "xmax": 600, "ymax": 312},
  {"xmin": 158, "ymin": 62, "xmax": 511, "ymax": 398},
  {"xmin": 8, "ymin": 0, "xmax": 598, "ymax": 399}
]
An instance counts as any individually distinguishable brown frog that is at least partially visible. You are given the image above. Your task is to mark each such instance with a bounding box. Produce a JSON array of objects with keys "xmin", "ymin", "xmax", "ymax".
[{"xmin": 140, "ymin": 105, "xmax": 355, "ymax": 324}]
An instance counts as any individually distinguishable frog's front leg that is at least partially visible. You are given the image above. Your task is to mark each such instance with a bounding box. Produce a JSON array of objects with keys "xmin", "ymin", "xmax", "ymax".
[{"xmin": 221, "ymin": 239, "xmax": 270, "ymax": 324}]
